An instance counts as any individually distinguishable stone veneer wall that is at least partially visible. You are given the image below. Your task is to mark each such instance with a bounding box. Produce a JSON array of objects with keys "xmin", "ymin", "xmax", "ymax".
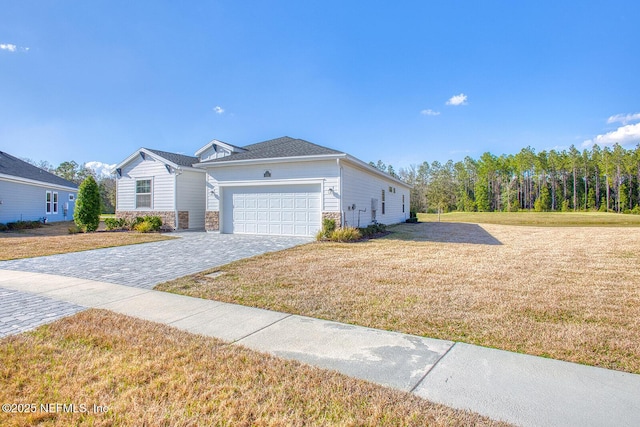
[
  {"xmin": 116, "ymin": 210, "xmax": 179, "ymax": 230},
  {"xmin": 322, "ymin": 211, "xmax": 342, "ymax": 228},
  {"xmin": 205, "ymin": 210, "xmax": 220, "ymax": 231},
  {"xmin": 178, "ymin": 211, "xmax": 189, "ymax": 229}
]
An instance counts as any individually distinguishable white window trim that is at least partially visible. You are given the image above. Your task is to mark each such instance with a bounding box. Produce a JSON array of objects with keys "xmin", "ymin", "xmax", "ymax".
[
  {"xmin": 46, "ymin": 190, "xmax": 52, "ymax": 214},
  {"xmin": 135, "ymin": 178, "xmax": 153, "ymax": 209},
  {"xmin": 52, "ymin": 192, "xmax": 58, "ymax": 214}
]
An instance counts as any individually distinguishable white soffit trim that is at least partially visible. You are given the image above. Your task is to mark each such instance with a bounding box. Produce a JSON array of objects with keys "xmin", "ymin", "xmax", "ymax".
[
  {"xmin": 195, "ymin": 154, "xmax": 345, "ymax": 168},
  {"xmin": 0, "ymin": 173, "xmax": 78, "ymax": 192}
]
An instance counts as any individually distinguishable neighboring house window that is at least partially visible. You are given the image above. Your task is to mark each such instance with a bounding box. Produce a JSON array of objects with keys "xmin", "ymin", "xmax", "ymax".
[
  {"xmin": 69, "ymin": 194, "xmax": 75, "ymax": 201},
  {"xmin": 46, "ymin": 191, "xmax": 52, "ymax": 214},
  {"xmin": 402, "ymin": 194, "xmax": 405, "ymax": 213},
  {"xmin": 381, "ymin": 190, "xmax": 386, "ymax": 215},
  {"xmin": 136, "ymin": 179, "xmax": 152, "ymax": 208},
  {"xmin": 52, "ymin": 192, "xmax": 58, "ymax": 214}
]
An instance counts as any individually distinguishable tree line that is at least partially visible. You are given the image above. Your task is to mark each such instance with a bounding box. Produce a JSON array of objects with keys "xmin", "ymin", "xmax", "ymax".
[
  {"xmin": 371, "ymin": 143, "xmax": 640, "ymax": 215},
  {"xmin": 24, "ymin": 159, "xmax": 116, "ymax": 214}
]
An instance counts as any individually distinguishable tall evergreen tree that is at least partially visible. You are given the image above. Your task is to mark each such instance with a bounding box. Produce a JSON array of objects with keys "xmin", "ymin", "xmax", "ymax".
[{"xmin": 74, "ymin": 176, "xmax": 101, "ymax": 232}]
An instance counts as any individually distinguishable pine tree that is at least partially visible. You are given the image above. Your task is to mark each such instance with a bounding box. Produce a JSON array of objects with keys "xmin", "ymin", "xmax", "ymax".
[{"xmin": 74, "ymin": 176, "xmax": 101, "ymax": 232}]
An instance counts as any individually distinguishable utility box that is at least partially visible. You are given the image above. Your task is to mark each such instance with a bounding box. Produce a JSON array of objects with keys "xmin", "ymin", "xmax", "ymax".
[{"xmin": 371, "ymin": 198, "xmax": 378, "ymax": 222}]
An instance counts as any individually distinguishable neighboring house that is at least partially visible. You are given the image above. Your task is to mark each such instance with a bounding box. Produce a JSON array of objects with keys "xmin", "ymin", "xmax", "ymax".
[
  {"xmin": 115, "ymin": 137, "xmax": 410, "ymax": 236},
  {"xmin": 0, "ymin": 151, "xmax": 78, "ymax": 224}
]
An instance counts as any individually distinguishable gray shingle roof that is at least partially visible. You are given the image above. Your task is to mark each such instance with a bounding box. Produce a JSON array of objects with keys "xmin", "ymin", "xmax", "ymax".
[
  {"xmin": 205, "ymin": 136, "xmax": 344, "ymax": 163},
  {"xmin": 145, "ymin": 148, "xmax": 199, "ymax": 167},
  {"xmin": 0, "ymin": 151, "xmax": 78, "ymax": 189}
]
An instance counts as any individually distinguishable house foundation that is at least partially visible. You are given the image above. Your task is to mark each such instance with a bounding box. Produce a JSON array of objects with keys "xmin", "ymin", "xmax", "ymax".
[{"xmin": 205, "ymin": 210, "xmax": 220, "ymax": 231}]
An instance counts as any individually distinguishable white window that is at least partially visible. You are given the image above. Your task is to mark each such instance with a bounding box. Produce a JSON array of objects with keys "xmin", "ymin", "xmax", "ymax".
[
  {"xmin": 402, "ymin": 194, "xmax": 405, "ymax": 213},
  {"xmin": 46, "ymin": 191, "xmax": 52, "ymax": 214},
  {"xmin": 52, "ymin": 192, "xmax": 58, "ymax": 214},
  {"xmin": 381, "ymin": 189, "xmax": 386, "ymax": 215},
  {"xmin": 136, "ymin": 179, "xmax": 152, "ymax": 208},
  {"xmin": 69, "ymin": 194, "xmax": 75, "ymax": 201}
]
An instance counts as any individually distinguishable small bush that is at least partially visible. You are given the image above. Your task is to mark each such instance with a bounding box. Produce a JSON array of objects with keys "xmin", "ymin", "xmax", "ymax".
[
  {"xmin": 68, "ymin": 225, "xmax": 81, "ymax": 234},
  {"xmin": 631, "ymin": 206, "xmax": 640, "ymax": 215},
  {"xmin": 329, "ymin": 227, "xmax": 361, "ymax": 242},
  {"xmin": 317, "ymin": 218, "xmax": 337, "ymax": 240},
  {"xmin": 6, "ymin": 220, "xmax": 42, "ymax": 230},
  {"xmin": 0, "ymin": 223, "xmax": 8, "ymax": 232},
  {"xmin": 358, "ymin": 223, "xmax": 386, "ymax": 237},
  {"xmin": 132, "ymin": 216, "xmax": 162, "ymax": 233},
  {"xmin": 142, "ymin": 215, "xmax": 162, "ymax": 230},
  {"xmin": 105, "ymin": 217, "xmax": 128, "ymax": 231},
  {"xmin": 133, "ymin": 221, "xmax": 154, "ymax": 233}
]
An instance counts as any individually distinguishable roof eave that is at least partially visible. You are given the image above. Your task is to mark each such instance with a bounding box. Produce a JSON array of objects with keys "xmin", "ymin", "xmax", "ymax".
[
  {"xmin": 114, "ymin": 148, "xmax": 182, "ymax": 171},
  {"xmin": 343, "ymin": 155, "xmax": 413, "ymax": 188},
  {"xmin": 194, "ymin": 153, "xmax": 346, "ymax": 168},
  {"xmin": 0, "ymin": 173, "xmax": 78, "ymax": 191}
]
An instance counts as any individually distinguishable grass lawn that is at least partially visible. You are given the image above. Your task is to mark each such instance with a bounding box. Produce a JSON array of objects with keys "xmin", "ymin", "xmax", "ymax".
[
  {"xmin": 158, "ymin": 217, "xmax": 640, "ymax": 374},
  {"xmin": 418, "ymin": 211, "xmax": 640, "ymax": 226},
  {"xmin": 0, "ymin": 221, "xmax": 172, "ymax": 261},
  {"xmin": 0, "ymin": 310, "xmax": 506, "ymax": 427}
]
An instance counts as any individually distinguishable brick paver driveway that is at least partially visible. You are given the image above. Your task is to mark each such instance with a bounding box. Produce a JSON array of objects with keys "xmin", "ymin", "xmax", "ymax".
[{"xmin": 0, "ymin": 232, "xmax": 312, "ymax": 289}]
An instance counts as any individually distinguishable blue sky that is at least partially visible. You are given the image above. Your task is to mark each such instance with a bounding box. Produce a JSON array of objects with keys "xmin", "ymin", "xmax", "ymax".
[{"xmin": 1, "ymin": 1, "xmax": 639, "ymax": 171}]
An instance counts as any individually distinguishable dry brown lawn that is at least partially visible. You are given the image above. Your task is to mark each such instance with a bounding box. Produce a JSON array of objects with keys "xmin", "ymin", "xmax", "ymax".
[
  {"xmin": 0, "ymin": 310, "xmax": 507, "ymax": 426},
  {"xmin": 0, "ymin": 221, "xmax": 172, "ymax": 260},
  {"xmin": 158, "ymin": 222, "xmax": 640, "ymax": 374}
]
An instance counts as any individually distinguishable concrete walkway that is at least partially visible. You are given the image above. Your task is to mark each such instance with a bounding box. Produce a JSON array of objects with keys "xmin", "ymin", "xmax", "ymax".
[{"xmin": 1, "ymin": 269, "xmax": 639, "ymax": 427}]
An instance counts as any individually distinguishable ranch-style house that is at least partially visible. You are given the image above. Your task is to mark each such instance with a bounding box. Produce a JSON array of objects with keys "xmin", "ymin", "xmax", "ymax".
[{"xmin": 114, "ymin": 136, "xmax": 410, "ymax": 236}]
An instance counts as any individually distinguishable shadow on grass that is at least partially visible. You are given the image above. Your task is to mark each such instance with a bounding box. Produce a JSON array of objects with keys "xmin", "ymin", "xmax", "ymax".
[{"xmin": 386, "ymin": 222, "xmax": 503, "ymax": 245}]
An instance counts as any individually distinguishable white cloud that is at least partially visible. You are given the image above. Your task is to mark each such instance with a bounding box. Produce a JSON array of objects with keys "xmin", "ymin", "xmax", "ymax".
[
  {"xmin": 582, "ymin": 122, "xmax": 640, "ymax": 148},
  {"xmin": 420, "ymin": 109, "xmax": 440, "ymax": 116},
  {"xmin": 446, "ymin": 93, "xmax": 468, "ymax": 106},
  {"xmin": 85, "ymin": 161, "xmax": 116, "ymax": 178},
  {"xmin": 213, "ymin": 106, "xmax": 225, "ymax": 114},
  {"xmin": 607, "ymin": 113, "xmax": 640, "ymax": 125},
  {"xmin": 0, "ymin": 43, "xmax": 17, "ymax": 52}
]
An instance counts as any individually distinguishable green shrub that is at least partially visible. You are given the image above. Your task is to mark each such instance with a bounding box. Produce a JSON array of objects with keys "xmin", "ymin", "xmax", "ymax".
[
  {"xmin": 630, "ymin": 206, "xmax": 640, "ymax": 215},
  {"xmin": 74, "ymin": 176, "xmax": 101, "ymax": 232},
  {"xmin": 329, "ymin": 227, "xmax": 361, "ymax": 242},
  {"xmin": 317, "ymin": 218, "xmax": 337, "ymax": 240},
  {"xmin": 357, "ymin": 223, "xmax": 386, "ymax": 237},
  {"xmin": 133, "ymin": 221, "xmax": 154, "ymax": 233},
  {"xmin": 132, "ymin": 216, "xmax": 162, "ymax": 233},
  {"xmin": 0, "ymin": 223, "xmax": 8, "ymax": 232},
  {"xmin": 6, "ymin": 220, "xmax": 42, "ymax": 230},
  {"xmin": 105, "ymin": 217, "xmax": 127, "ymax": 230},
  {"xmin": 142, "ymin": 215, "xmax": 162, "ymax": 231}
]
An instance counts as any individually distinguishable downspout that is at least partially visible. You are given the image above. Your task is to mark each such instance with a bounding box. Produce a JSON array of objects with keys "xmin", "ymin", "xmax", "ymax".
[
  {"xmin": 174, "ymin": 168, "xmax": 179, "ymax": 230},
  {"xmin": 337, "ymin": 158, "xmax": 343, "ymax": 227}
]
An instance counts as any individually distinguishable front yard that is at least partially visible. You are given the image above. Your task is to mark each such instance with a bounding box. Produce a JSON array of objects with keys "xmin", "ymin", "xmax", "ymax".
[
  {"xmin": 0, "ymin": 221, "xmax": 172, "ymax": 261},
  {"xmin": 158, "ymin": 220, "xmax": 640, "ymax": 374},
  {"xmin": 0, "ymin": 310, "xmax": 505, "ymax": 427}
]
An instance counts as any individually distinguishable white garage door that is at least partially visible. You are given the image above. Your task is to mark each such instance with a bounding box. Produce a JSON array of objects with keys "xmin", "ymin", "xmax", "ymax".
[{"xmin": 223, "ymin": 184, "xmax": 321, "ymax": 236}]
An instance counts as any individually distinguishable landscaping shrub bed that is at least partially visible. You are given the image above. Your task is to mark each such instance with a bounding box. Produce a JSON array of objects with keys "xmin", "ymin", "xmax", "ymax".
[
  {"xmin": 4, "ymin": 220, "xmax": 43, "ymax": 230},
  {"xmin": 316, "ymin": 219, "xmax": 386, "ymax": 242},
  {"xmin": 104, "ymin": 215, "xmax": 163, "ymax": 233}
]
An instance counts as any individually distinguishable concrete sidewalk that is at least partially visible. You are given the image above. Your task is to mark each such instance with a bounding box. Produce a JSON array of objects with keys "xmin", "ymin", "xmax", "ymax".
[{"xmin": 1, "ymin": 269, "xmax": 639, "ymax": 427}]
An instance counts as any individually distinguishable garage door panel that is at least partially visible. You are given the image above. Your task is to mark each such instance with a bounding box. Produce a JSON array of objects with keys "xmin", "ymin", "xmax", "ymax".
[
  {"xmin": 282, "ymin": 198, "xmax": 294, "ymax": 209},
  {"xmin": 224, "ymin": 184, "xmax": 321, "ymax": 236},
  {"xmin": 282, "ymin": 211, "xmax": 294, "ymax": 221}
]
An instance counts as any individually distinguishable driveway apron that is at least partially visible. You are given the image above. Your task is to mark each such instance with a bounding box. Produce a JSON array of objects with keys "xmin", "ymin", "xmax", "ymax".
[{"xmin": 0, "ymin": 232, "xmax": 312, "ymax": 288}]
